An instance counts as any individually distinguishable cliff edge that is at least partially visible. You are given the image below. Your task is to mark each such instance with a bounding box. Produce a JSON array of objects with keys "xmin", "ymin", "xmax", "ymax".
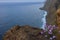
[{"xmin": 3, "ymin": 25, "xmax": 48, "ymax": 40}]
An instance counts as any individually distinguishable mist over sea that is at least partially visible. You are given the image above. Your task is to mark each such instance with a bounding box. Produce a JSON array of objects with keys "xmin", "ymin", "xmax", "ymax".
[{"xmin": 0, "ymin": 2, "xmax": 47, "ymax": 40}]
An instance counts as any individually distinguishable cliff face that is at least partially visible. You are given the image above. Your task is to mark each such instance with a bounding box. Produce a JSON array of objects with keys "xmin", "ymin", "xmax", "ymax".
[
  {"xmin": 56, "ymin": 9, "xmax": 60, "ymax": 40},
  {"xmin": 42, "ymin": 0, "xmax": 60, "ymax": 40},
  {"xmin": 41, "ymin": 0, "xmax": 58, "ymax": 25}
]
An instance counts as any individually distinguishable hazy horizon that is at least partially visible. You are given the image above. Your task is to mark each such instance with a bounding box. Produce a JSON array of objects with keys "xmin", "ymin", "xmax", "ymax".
[
  {"xmin": 0, "ymin": 2, "xmax": 45, "ymax": 3},
  {"xmin": 0, "ymin": 2, "xmax": 45, "ymax": 6},
  {"xmin": 0, "ymin": 0, "xmax": 46, "ymax": 2}
]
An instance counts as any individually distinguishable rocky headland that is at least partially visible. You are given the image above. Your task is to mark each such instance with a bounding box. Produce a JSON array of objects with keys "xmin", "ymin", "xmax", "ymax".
[
  {"xmin": 3, "ymin": 25, "xmax": 49, "ymax": 40},
  {"xmin": 3, "ymin": 0, "xmax": 60, "ymax": 40}
]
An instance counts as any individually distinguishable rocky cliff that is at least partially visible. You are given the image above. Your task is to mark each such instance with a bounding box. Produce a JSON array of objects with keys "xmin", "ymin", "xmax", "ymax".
[
  {"xmin": 3, "ymin": 0, "xmax": 60, "ymax": 40},
  {"xmin": 56, "ymin": 8, "xmax": 60, "ymax": 40},
  {"xmin": 41, "ymin": 0, "xmax": 60, "ymax": 40},
  {"xmin": 41, "ymin": 0, "xmax": 58, "ymax": 25}
]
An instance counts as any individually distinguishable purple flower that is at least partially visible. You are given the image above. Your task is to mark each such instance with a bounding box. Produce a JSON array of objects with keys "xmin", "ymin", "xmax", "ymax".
[
  {"xmin": 52, "ymin": 36, "xmax": 56, "ymax": 38},
  {"xmin": 41, "ymin": 24, "xmax": 57, "ymax": 40},
  {"xmin": 49, "ymin": 30, "xmax": 52, "ymax": 32},
  {"xmin": 48, "ymin": 25, "xmax": 52, "ymax": 29},
  {"xmin": 40, "ymin": 31, "xmax": 44, "ymax": 34},
  {"xmin": 48, "ymin": 31, "xmax": 52, "ymax": 34},
  {"xmin": 43, "ymin": 30, "xmax": 46, "ymax": 32},
  {"xmin": 50, "ymin": 37, "xmax": 53, "ymax": 40},
  {"xmin": 50, "ymin": 29, "xmax": 53, "ymax": 31}
]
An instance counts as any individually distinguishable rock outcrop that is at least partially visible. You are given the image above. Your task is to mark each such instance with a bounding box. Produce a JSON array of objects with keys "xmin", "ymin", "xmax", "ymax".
[{"xmin": 3, "ymin": 25, "xmax": 48, "ymax": 40}]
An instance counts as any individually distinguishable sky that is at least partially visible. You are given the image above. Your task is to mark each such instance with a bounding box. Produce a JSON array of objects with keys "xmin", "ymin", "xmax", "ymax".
[{"xmin": 0, "ymin": 0, "xmax": 46, "ymax": 2}]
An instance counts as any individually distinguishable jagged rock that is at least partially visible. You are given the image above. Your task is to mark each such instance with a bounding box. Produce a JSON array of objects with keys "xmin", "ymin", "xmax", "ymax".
[{"xmin": 3, "ymin": 25, "xmax": 49, "ymax": 40}]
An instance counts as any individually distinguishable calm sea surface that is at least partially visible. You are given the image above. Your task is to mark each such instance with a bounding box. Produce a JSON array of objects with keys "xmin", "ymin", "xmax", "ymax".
[{"xmin": 0, "ymin": 2, "xmax": 46, "ymax": 40}]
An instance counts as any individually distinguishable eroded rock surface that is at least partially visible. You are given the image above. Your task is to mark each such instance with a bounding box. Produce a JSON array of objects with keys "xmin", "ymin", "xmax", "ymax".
[{"xmin": 3, "ymin": 25, "xmax": 48, "ymax": 40}]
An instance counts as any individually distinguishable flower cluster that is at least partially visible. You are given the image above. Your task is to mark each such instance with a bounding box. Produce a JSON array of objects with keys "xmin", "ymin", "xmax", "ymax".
[{"xmin": 40, "ymin": 25, "xmax": 58, "ymax": 40}]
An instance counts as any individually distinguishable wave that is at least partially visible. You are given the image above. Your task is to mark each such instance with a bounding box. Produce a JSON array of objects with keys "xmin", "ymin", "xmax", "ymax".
[{"xmin": 41, "ymin": 11, "xmax": 47, "ymax": 30}]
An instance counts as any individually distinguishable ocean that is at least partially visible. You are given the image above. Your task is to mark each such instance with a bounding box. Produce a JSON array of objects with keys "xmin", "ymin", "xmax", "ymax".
[{"xmin": 0, "ymin": 2, "xmax": 47, "ymax": 40}]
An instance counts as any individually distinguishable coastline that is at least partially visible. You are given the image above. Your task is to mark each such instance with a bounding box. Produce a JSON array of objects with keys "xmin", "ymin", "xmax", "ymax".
[
  {"xmin": 41, "ymin": 11, "xmax": 47, "ymax": 29},
  {"xmin": 40, "ymin": 0, "xmax": 57, "ymax": 25},
  {"xmin": 40, "ymin": 0, "xmax": 60, "ymax": 40},
  {"xmin": 3, "ymin": 0, "xmax": 60, "ymax": 40}
]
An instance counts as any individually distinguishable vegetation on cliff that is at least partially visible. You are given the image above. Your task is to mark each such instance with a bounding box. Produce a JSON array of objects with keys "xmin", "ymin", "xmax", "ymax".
[
  {"xmin": 3, "ymin": 24, "xmax": 60, "ymax": 40},
  {"xmin": 3, "ymin": 25, "xmax": 58, "ymax": 40}
]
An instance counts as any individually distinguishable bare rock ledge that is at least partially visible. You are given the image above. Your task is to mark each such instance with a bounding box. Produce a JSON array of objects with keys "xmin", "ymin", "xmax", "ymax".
[{"xmin": 3, "ymin": 25, "xmax": 48, "ymax": 40}]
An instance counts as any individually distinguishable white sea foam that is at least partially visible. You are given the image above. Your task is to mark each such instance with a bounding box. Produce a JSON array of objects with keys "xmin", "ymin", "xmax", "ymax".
[{"xmin": 41, "ymin": 11, "xmax": 47, "ymax": 30}]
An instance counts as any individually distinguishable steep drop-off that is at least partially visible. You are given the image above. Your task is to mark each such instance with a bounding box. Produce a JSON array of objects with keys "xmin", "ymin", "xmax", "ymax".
[
  {"xmin": 41, "ymin": 0, "xmax": 60, "ymax": 40},
  {"xmin": 41, "ymin": 0, "xmax": 58, "ymax": 25}
]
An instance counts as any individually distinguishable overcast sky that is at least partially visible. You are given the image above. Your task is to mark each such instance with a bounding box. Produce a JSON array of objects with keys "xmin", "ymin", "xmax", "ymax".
[{"xmin": 0, "ymin": 0, "xmax": 46, "ymax": 2}]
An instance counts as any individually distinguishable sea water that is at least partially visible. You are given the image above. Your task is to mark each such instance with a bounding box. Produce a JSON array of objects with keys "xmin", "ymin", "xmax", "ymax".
[{"xmin": 0, "ymin": 2, "xmax": 47, "ymax": 40}]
